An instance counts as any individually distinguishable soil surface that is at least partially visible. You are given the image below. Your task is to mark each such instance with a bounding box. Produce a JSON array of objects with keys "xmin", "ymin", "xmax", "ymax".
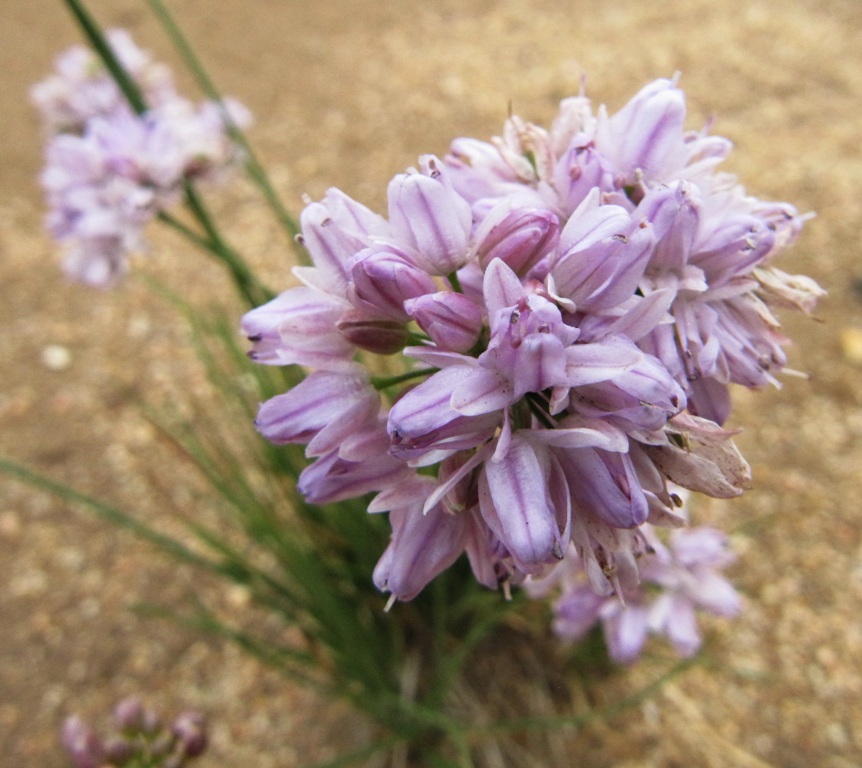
[{"xmin": 2, "ymin": 0, "xmax": 861, "ymax": 766}]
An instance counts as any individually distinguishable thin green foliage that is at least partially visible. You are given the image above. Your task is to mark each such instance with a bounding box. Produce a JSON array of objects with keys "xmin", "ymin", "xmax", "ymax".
[
  {"xmin": 144, "ymin": 0, "xmax": 305, "ymax": 253},
  {"xmin": 63, "ymin": 0, "xmax": 147, "ymax": 114},
  {"xmin": 125, "ymin": 287, "xmax": 510, "ymax": 757},
  {"xmin": 0, "ymin": 458, "xmax": 217, "ymax": 574}
]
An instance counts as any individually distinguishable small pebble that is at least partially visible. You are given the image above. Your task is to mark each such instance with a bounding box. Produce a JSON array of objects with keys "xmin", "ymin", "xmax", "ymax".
[
  {"xmin": 839, "ymin": 327, "xmax": 862, "ymax": 365},
  {"xmin": 41, "ymin": 344, "xmax": 72, "ymax": 371},
  {"xmin": 0, "ymin": 510, "xmax": 22, "ymax": 539}
]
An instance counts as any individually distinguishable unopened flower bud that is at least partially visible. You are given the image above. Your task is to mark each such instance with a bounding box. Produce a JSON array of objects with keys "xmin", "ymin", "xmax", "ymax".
[
  {"xmin": 388, "ymin": 155, "xmax": 472, "ymax": 275},
  {"xmin": 61, "ymin": 716, "xmax": 106, "ymax": 768},
  {"xmin": 474, "ymin": 201, "xmax": 559, "ymax": 275},
  {"xmin": 113, "ymin": 696, "xmax": 145, "ymax": 732},
  {"xmin": 172, "ymin": 710, "xmax": 208, "ymax": 758},
  {"xmin": 337, "ymin": 310, "xmax": 409, "ymax": 354},
  {"xmin": 404, "ymin": 291, "xmax": 483, "ymax": 353},
  {"xmin": 349, "ymin": 246, "xmax": 437, "ymax": 320},
  {"xmin": 103, "ymin": 737, "xmax": 135, "ymax": 764}
]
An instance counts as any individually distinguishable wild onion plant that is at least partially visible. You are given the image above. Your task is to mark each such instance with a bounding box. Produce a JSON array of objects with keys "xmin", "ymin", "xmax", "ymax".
[{"xmin": 2, "ymin": 0, "xmax": 824, "ymax": 765}]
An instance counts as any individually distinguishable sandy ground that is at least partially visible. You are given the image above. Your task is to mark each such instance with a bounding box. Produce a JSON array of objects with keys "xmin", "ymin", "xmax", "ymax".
[{"xmin": 2, "ymin": 0, "xmax": 862, "ymax": 765}]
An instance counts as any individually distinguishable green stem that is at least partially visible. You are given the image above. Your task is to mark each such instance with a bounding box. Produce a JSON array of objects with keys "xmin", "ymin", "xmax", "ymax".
[
  {"xmin": 63, "ymin": 0, "xmax": 148, "ymax": 114},
  {"xmin": 63, "ymin": 0, "xmax": 274, "ymax": 308},
  {"xmin": 447, "ymin": 271, "xmax": 463, "ymax": 294},
  {"xmin": 156, "ymin": 210, "xmax": 211, "ymax": 251},
  {"xmin": 182, "ymin": 181, "xmax": 274, "ymax": 307},
  {"xmin": 372, "ymin": 367, "xmax": 436, "ymax": 391},
  {"xmin": 405, "ymin": 330, "xmax": 433, "ymax": 345},
  {"xmin": 145, "ymin": 0, "xmax": 304, "ymax": 251},
  {"xmin": 524, "ymin": 392, "xmax": 556, "ymax": 430}
]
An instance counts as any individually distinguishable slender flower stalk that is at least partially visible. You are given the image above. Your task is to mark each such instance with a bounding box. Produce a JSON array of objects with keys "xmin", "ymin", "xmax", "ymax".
[{"xmin": 144, "ymin": 0, "xmax": 302, "ymax": 245}]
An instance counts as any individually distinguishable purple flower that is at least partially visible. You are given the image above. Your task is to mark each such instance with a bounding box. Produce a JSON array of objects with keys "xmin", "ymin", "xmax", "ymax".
[
  {"xmin": 632, "ymin": 182, "xmax": 809, "ymax": 423},
  {"xmin": 61, "ymin": 698, "xmax": 208, "ymax": 768},
  {"xmin": 247, "ymin": 76, "xmax": 818, "ymax": 611},
  {"xmin": 34, "ymin": 31, "xmax": 250, "ymax": 286},
  {"xmin": 528, "ymin": 523, "xmax": 741, "ymax": 663},
  {"xmin": 594, "ymin": 77, "xmax": 688, "ymax": 188},
  {"xmin": 254, "ymin": 368, "xmax": 379, "ymax": 456},
  {"xmin": 61, "ymin": 716, "xmax": 106, "ymax": 768},
  {"xmin": 387, "ymin": 155, "xmax": 472, "ymax": 276},
  {"xmin": 442, "ymin": 80, "xmax": 822, "ymax": 424},
  {"xmin": 31, "ymin": 29, "xmax": 176, "ymax": 134},
  {"xmin": 297, "ymin": 420, "xmax": 415, "ymax": 506},
  {"xmin": 242, "ymin": 286, "xmax": 351, "ymax": 367},
  {"xmin": 373, "ymin": 488, "xmax": 472, "ymax": 603}
]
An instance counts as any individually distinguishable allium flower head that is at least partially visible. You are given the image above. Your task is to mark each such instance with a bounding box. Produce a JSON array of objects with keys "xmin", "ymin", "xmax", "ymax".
[
  {"xmin": 34, "ymin": 30, "xmax": 250, "ymax": 286},
  {"xmin": 245, "ymin": 76, "xmax": 819, "ymax": 613},
  {"xmin": 528, "ymin": 523, "xmax": 741, "ymax": 663},
  {"xmin": 61, "ymin": 697, "xmax": 208, "ymax": 768},
  {"xmin": 444, "ymin": 76, "xmax": 822, "ymax": 423}
]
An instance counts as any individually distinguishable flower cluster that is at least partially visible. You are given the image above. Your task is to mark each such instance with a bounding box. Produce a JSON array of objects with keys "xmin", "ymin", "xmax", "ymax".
[
  {"xmin": 33, "ymin": 30, "xmax": 249, "ymax": 286},
  {"xmin": 243, "ymin": 78, "xmax": 821, "ymax": 617},
  {"xmin": 62, "ymin": 697, "xmax": 207, "ymax": 768},
  {"xmin": 527, "ymin": 523, "xmax": 740, "ymax": 663}
]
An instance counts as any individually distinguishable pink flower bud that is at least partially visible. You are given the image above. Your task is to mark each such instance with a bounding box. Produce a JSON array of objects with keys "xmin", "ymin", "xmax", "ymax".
[
  {"xmin": 172, "ymin": 710, "xmax": 208, "ymax": 758},
  {"xmin": 61, "ymin": 716, "xmax": 106, "ymax": 768},
  {"xmin": 388, "ymin": 155, "xmax": 472, "ymax": 275},
  {"xmin": 473, "ymin": 200, "xmax": 560, "ymax": 275},
  {"xmin": 113, "ymin": 696, "xmax": 146, "ymax": 731},
  {"xmin": 404, "ymin": 291, "xmax": 483, "ymax": 353},
  {"xmin": 336, "ymin": 309, "xmax": 409, "ymax": 354},
  {"xmin": 349, "ymin": 245, "xmax": 437, "ymax": 320}
]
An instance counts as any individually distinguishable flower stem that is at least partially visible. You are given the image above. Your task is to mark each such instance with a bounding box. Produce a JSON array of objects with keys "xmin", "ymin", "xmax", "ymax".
[
  {"xmin": 63, "ymin": 0, "xmax": 148, "ymax": 114},
  {"xmin": 63, "ymin": 0, "xmax": 275, "ymax": 309},
  {"xmin": 447, "ymin": 270, "xmax": 463, "ymax": 294},
  {"xmin": 145, "ymin": 0, "xmax": 304, "ymax": 252},
  {"xmin": 372, "ymin": 367, "xmax": 436, "ymax": 391},
  {"xmin": 181, "ymin": 181, "xmax": 274, "ymax": 308},
  {"xmin": 156, "ymin": 211, "xmax": 211, "ymax": 250}
]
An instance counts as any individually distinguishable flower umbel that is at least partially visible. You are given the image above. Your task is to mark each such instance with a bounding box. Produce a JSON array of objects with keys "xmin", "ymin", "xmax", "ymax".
[
  {"xmin": 244, "ymin": 77, "xmax": 820, "ymax": 626},
  {"xmin": 33, "ymin": 30, "xmax": 250, "ymax": 286},
  {"xmin": 527, "ymin": 524, "xmax": 741, "ymax": 663},
  {"xmin": 61, "ymin": 697, "xmax": 207, "ymax": 768}
]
